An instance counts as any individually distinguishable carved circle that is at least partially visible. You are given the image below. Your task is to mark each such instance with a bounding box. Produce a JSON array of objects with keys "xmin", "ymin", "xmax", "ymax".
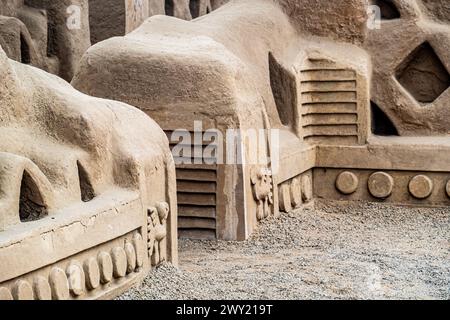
[
  {"xmin": 125, "ymin": 241, "xmax": 137, "ymax": 274},
  {"xmin": 66, "ymin": 261, "xmax": 85, "ymax": 296},
  {"xmin": 301, "ymin": 175, "xmax": 313, "ymax": 202},
  {"xmin": 408, "ymin": 175, "xmax": 433, "ymax": 199},
  {"xmin": 278, "ymin": 183, "xmax": 292, "ymax": 213},
  {"xmin": 13, "ymin": 280, "xmax": 34, "ymax": 300},
  {"xmin": 0, "ymin": 287, "xmax": 13, "ymax": 300},
  {"xmin": 290, "ymin": 177, "xmax": 302, "ymax": 208},
  {"xmin": 34, "ymin": 276, "xmax": 52, "ymax": 300},
  {"xmin": 49, "ymin": 267, "xmax": 70, "ymax": 300},
  {"xmin": 446, "ymin": 180, "xmax": 450, "ymax": 198},
  {"xmin": 83, "ymin": 257, "xmax": 100, "ymax": 290},
  {"xmin": 368, "ymin": 172, "xmax": 394, "ymax": 199},
  {"xmin": 336, "ymin": 171, "xmax": 359, "ymax": 195},
  {"xmin": 111, "ymin": 247, "xmax": 127, "ymax": 278},
  {"xmin": 133, "ymin": 233, "xmax": 144, "ymax": 268},
  {"xmin": 98, "ymin": 251, "xmax": 113, "ymax": 284}
]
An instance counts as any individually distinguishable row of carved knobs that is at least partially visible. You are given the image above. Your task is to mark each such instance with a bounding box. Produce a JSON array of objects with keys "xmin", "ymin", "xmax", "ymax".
[
  {"xmin": 0, "ymin": 233, "xmax": 144, "ymax": 300},
  {"xmin": 279, "ymin": 175, "xmax": 313, "ymax": 212},
  {"xmin": 336, "ymin": 171, "xmax": 450, "ymax": 200}
]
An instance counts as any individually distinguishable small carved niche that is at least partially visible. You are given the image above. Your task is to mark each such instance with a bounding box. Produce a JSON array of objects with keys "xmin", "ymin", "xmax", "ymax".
[
  {"xmin": 19, "ymin": 170, "xmax": 48, "ymax": 222},
  {"xmin": 396, "ymin": 42, "xmax": 450, "ymax": 104},
  {"xmin": 77, "ymin": 161, "xmax": 95, "ymax": 202}
]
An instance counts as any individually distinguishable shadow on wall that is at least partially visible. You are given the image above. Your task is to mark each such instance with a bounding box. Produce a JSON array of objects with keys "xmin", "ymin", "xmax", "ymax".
[
  {"xmin": 369, "ymin": 0, "xmax": 400, "ymax": 20},
  {"xmin": 371, "ymin": 101, "xmax": 399, "ymax": 136}
]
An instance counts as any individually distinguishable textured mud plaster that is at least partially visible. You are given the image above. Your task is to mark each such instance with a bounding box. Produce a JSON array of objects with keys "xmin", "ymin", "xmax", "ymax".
[
  {"xmin": 365, "ymin": 0, "xmax": 450, "ymax": 135},
  {"xmin": 72, "ymin": 0, "xmax": 371, "ymax": 241},
  {"xmin": 1, "ymin": 0, "xmax": 449, "ymax": 301},
  {"xmin": 89, "ymin": 0, "xmax": 150, "ymax": 44},
  {"xmin": 0, "ymin": 44, "xmax": 178, "ymax": 300},
  {"xmin": 276, "ymin": 0, "xmax": 369, "ymax": 44},
  {"xmin": 0, "ymin": 0, "xmax": 229, "ymax": 79},
  {"xmin": 73, "ymin": 0, "xmax": 449, "ymax": 245},
  {"xmin": 420, "ymin": 0, "xmax": 450, "ymax": 23},
  {"xmin": 0, "ymin": 0, "xmax": 90, "ymax": 81},
  {"xmin": 91, "ymin": 0, "xmax": 226, "ymax": 44},
  {"xmin": 395, "ymin": 42, "xmax": 450, "ymax": 104}
]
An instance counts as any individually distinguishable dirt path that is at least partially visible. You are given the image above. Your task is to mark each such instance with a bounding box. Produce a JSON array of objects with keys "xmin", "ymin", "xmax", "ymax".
[{"xmin": 119, "ymin": 201, "xmax": 450, "ymax": 300}]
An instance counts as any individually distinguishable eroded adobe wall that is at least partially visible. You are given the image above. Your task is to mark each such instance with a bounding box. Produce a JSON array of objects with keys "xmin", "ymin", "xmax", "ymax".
[
  {"xmin": 90, "ymin": 0, "xmax": 229, "ymax": 44},
  {"xmin": 420, "ymin": 0, "xmax": 450, "ymax": 23},
  {"xmin": 89, "ymin": 0, "xmax": 127, "ymax": 44},
  {"xmin": 365, "ymin": 0, "xmax": 450, "ymax": 135},
  {"xmin": 0, "ymin": 0, "xmax": 229, "ymax": 77},
  {"xmin": 89, "ymin": 0, "xmax": 150, "ymax": 44},
  {"xmin": 0, "ymin": 0, "xmax": 90, "ymax": 81},
  {"xmin": 71, "ymin": 0, "xmax": 373, "ymax": 240},
  {"xmin": 73, "ymin": 0, "xmax": 450, "ymax": 237},
  {"xmin": 0, "ymin": 43, "xmax": 178, "ymax": 299},
  {"xmin": 275, "ymin": 0, "xmax": 369, "ymax": 44}
]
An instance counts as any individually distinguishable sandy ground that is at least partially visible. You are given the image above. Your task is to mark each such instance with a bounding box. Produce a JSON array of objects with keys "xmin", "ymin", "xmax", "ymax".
[{"xmin": 119, "ymin": 201, "xmax": 450, "ymax": 300}]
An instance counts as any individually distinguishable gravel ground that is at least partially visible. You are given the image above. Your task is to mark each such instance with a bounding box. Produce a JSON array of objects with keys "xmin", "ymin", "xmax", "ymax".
[{"xmin": 119, "ymin": 201, "xmax": 450, "ymax": 300}]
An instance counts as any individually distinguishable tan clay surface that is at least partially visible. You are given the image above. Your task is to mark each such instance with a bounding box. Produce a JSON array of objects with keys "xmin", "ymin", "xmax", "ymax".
[
  {"xmin": 1, "ymin": 0, "xmax": 449, "ymax": 300},
  {"xmin": 72, "ymin": 0, "xmax": 450, "ymax": 244},
  {"xmin": 0, "ymin": 40, "xmax": 178, "ymax": 299}
]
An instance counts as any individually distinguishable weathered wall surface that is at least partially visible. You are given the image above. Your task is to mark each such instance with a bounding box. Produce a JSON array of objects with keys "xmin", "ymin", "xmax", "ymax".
[
  {"xmin": 73, "ymin": 0, "xmax": 450, "ymax": 244},
  {"xmin": 0, "ymin": 43, "xmax": 178, "ymax": 300},
  {"xmin": 365, "ymin": 0, "xmax": 450, "ymax": 135},
  {"xmin": 90, "ymin": 0, "xmax": 150, "ymax": 44},
  {"xmin": 275, "ymin": 0, "xmax": 369, "ymax": 44},
  {"xmin": 0, "ymin": 0, "xmax": 229, "ymax": 78},
  {"xmin": 0, "ymin": 0, "xmax": 90, "ymax": 80}
]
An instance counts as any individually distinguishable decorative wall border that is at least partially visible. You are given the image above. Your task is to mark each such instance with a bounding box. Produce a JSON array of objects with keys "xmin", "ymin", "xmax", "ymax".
[{"xmin": 0, "ymin": 230, "xmax": 146, "ymax": 300}]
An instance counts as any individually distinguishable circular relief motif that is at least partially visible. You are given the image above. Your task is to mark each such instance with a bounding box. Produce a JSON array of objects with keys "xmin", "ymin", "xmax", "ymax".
[
  {"xmin": 34, "ymin": 276, "xmax": 52, "ymax": 300},
  {"xmin": 0, "ymin": 287, "xmax": 13, "ymax": 300},
  {"xmin": 278, "ymin": 183, "xmax": 292, "ymax": 213},
  {"xmin": 133, "ymin": 233, "xmax": 144, "ymax": 268},
  {"xmin": 13, "ymin": 280, "xmax": 34, "ymax": 300},
  {"xmin": 125, "ymin": 242, "xmax": 137, "ymax": 274},
  {"xmin": 98, "ymin": 251, "xmax": 113, "ymax": 284},
  {"xmin": 290, "ymin": 177, "xmax": 302, "ymax": 208},
  {"xmin": 49, "ymin": 267, "xmax": 70, "ymax": 300},
  {"xmin": 66, "ymin": 262, "xmax": 86, "ymax": 296},
  {"xmin": 111, "ymin": 247, "xmax": 127, "ymax": 278},
  {"xmin": 408, "ymin": 175, "xmax": 433, "ymax": 199},
  {"xmin": 84, "ymin": 257, "xmax": 100, "ymax": 290},
  {"xmin": 368, "ymin": 172, "xmax": 394, "ymax": 199},
  {"xmin": 335, "ymin": 171, "xmax": 359, "ymax": 195}
]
